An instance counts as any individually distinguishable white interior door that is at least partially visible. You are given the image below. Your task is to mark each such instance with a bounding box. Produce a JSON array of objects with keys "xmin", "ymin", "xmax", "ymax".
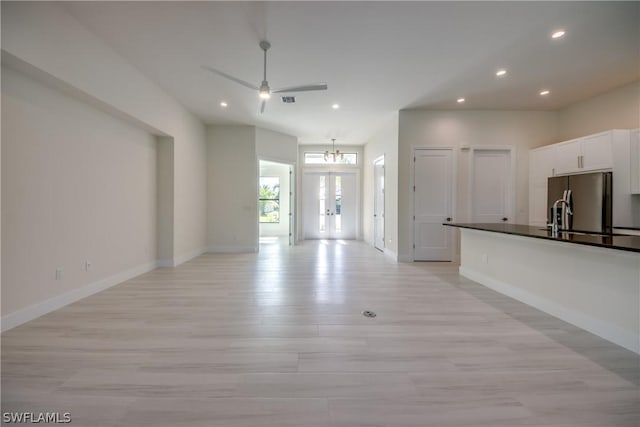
[
  {"xmin": 373, "ymin": 157, "xmax": 385, "ymax": 251},
  {"xmin": 413, "ymin": 148, "xmax": 454, "ymax": 261},
  {"xmin": 288, "ymin": 166, "xmax": 295, "ymax": 245},
  {"xmin": 471, "ymin": 149, "xmax": 513, "ymax": 223},
  {"xmin": 303, "ymin": 172, "xmax": 357, "ymax": 239}
]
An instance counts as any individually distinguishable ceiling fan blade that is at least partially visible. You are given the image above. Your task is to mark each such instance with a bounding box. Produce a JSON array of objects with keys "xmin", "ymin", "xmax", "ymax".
[
  {"xmin": 260, "ymin": 100, "xmax": 267, "ymax": 114},
  {"xmin": 201, "ymin": 65, "xmax": 258, "ymax": 90},
  {"xmin": 272, "ymin": 83, "xmax": 328, "ymax": 93}
]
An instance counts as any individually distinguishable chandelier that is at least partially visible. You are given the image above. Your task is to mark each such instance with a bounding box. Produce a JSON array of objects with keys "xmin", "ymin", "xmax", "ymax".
[{"xmin": 324, "ymin": 138, "xmax": 344, "ymax": 162}]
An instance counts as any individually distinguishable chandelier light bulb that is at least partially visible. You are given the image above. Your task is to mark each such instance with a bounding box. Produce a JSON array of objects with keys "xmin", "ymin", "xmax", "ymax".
[{"xmin": 324, "ymin": 139, "xmax": 343, "ymax": 162}]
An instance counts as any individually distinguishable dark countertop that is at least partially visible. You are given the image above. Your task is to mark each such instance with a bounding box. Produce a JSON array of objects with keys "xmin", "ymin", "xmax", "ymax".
[
  {"xmin": 444, "ymin": 223, "xmax": 640, "ymax": 253},
  {"xmin": 614, "ymin": 225, "xmax": 640, "ymax": 231}
]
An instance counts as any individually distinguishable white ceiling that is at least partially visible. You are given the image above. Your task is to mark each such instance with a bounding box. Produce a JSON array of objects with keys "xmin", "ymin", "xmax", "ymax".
[{"xmin": 62, "ymin": 1, "xmax": 639, "ymax": 144}]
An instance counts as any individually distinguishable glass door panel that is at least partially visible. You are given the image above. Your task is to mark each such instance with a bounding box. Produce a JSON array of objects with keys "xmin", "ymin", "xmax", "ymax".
[{"xmin": 303, "ymin": 172, "xmax": 357, "ymax": 239}]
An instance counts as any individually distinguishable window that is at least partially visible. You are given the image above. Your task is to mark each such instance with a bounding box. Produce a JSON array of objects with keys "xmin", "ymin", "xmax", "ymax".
[
  {"xmin": 304, "ymin": 152, "xmax": 358, "ymax": 165},
  {"xmin": 259, "ymin": 176, "xmax": 280, "ymax": 223}
]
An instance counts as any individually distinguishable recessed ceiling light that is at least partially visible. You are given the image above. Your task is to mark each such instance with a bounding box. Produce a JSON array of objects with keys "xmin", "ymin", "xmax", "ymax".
[
  {"xmin": 332, "ymin": 103, "xmax": 340, "ymax": 109},
  {"xmin": 457, "ymin": 98, "xmax": 465, "ymax": 103},
  {"xmin": 540, "ymin": 90, "xmax": 550, "ymax": 96},
  {"xmin": 496, "ymin": 69, "xmax": 507, "ymax": 77},
  {"xmin": 220, "ymin": 101, "xmax": 228, "ymax": 107},
  {"xmin": 551, "ymin": 30, "xmax": 566, "ymax": 39}
]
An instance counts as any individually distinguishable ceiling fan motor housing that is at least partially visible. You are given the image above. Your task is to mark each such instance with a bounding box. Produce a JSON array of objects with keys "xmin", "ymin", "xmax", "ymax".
[{"xmin": 259, "ymin": 40, "xmax": 271, "ymax": 51}]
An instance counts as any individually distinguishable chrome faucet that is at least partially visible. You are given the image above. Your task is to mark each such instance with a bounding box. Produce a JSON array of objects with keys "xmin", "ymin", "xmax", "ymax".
[{"xmin": 548, "ymin": 199, "xmax": 573, "ymax": 237}]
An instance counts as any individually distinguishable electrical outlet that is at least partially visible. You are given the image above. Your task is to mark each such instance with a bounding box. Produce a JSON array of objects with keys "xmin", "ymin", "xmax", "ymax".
[
  {"xmin": 85, "ymin": 260, "xmax": 92, "ymax": 272},
  {"xmin": 55, "ymin": 267, "xmax": 63, "ymax": 280}
]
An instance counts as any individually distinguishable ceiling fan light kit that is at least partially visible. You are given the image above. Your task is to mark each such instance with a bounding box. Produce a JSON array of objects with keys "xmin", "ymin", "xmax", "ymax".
[
  {"xmin": 259, "ymin": 85, "xmax": 271, "ymax": 99},
  {"xmin": 203, "ymin": 40, "xmax": 327, "ymax": 114}
]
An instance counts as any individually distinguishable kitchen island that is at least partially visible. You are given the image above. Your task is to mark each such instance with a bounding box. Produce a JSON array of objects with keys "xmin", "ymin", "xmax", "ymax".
[{"xmin": 445, "ymin": 223, "xmax": 640, "ymax": 353}]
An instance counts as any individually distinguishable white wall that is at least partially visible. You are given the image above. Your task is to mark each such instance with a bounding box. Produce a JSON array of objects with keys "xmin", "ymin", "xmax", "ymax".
[
  {"xmin": 558, "ymin": 81, "xmax": 640, "ymax": 141},
  {"xmin": 398, "ymin": 110, "xmax": 559, "ymax": 261},
  {"xmin": 2, "ymin": 65, "xmax": 157, "ymax": 316},
  {"xmin": 207, "ymin": 126, "xmax": 258, "ymax": 252},
  {"xmin": 2, "ymin": 2, "xmax": 208, "ymax": 263},
  {"xmin": 259, "ymin": 162, "xmax": 291, "ymax": 237},
  {"xmin": 207, "ymin": 125, "xmax": 299, "ymax": 249},
  {"xmin": 363, "ymin": 113, "xmax": 399, "ymax": 257},
  {"xmin": 156, "ymin": 137, "xmax": 174, "ymax": 264},
  {"xmin": 256, "ymin": 128, "xmax": 298, "ymax": 164}
]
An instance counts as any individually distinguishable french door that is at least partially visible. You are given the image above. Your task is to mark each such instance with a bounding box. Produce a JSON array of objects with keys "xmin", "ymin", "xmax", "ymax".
[{"xmin": 303, "ymin": 172, "xmax": 357, "ymax": 239}]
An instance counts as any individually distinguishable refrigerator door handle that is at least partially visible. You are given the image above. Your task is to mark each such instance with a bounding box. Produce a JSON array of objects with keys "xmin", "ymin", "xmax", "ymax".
[{"xmin": 564, "ymin": 190, "xmax": 572, "ymax": 229}]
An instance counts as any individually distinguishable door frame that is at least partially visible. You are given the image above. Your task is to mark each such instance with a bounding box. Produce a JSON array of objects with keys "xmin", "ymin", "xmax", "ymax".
[
  {"xmin": 302, "ymin": 168, "xmax": 361, "ymax": 240},
  {"xmin": 373, "ymin": 155, "xmax": 385, "ymax": 251},
  {"xmin": 257, "ymin": 156, "xmax": 296, "ymax": 247},
  {"xmin": 468, "ymin": 146, "xmax": 516, "ymax": 224},
  {"xmin": 410, "ymin": 146, "xmax": 457, "ymax": 262}
]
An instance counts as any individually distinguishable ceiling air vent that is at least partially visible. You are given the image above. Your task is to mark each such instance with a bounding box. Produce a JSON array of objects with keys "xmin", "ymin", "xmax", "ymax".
[{"xmin": 281, "ymin": 96, "xmax": 296, "ymax": 103}]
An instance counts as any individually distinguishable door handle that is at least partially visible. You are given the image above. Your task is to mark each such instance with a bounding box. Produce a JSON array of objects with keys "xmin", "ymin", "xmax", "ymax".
[
  {"xmin": 446, "ymin": 217, "xmax": 452, "ymax": 222},
  {"xmin": 502, "ymin": 217, "xmax": 508, "ymax": 221}
]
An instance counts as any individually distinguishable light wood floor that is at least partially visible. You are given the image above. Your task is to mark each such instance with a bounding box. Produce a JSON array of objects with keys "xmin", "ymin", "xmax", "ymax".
[{"xmin": 2, "ymin": 240, "xmax": 639, "ymax": 426}]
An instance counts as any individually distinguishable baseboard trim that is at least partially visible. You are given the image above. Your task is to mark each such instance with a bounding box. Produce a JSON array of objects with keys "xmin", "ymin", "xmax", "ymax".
[
  {"xmin": 459, "ymin": 266, "xmax": 640, "ymax": 354},
  {"xmin": 156, "ymin": 259, "xmax": 175, "ymax": 268},
  {"xmin": 397, "ymin": 254, "xmax": 413, "ymax": 262},
  {"xmin": 207, "ymin": 246, "xmax": 258, "ymax": 253},
  {"xmin": 172, "ymin": 247, "xmax": 208, "ymax": 267},
  {"xmin": 1, "ymin": 260, "xmax": 158, "ymax": 332},
  {"xmin": 383, "ymin": 248, "xmax": 398, "ymax": 262}
]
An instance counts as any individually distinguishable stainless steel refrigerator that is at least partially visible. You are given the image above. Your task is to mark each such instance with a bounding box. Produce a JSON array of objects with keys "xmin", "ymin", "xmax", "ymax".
[{"xmin": 547, "ymin": 172, "xmax": 612, "ymax": 233}]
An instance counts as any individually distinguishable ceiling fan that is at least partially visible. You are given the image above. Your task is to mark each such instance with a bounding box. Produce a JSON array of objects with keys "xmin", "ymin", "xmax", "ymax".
[{"xmin": 202, "ymin": 40, "xmax": 328, "ymax": 114}]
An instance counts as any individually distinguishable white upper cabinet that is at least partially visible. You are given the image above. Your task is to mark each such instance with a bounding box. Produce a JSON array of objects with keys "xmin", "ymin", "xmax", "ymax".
[
  {"xmin": 554, "ymin": 131, "xmax": 613, "ymax": 175},
  {"xmin": 631, "ymin": 129, "xmax": 640, "ymax": 194},
  {"xmin": 554, "ymin": 139, "xmax": 582, "ymax": 174},
  {"xmin": 581, "ymin": 132, "xmax": 613, "ymax": 171},
  {"xmin": 530, "ymin": 129, "xmax": 634, "ymax": 227},
  {"xmin": 530, "ymin": 144, "xmax": 557, "ymax": 181}
]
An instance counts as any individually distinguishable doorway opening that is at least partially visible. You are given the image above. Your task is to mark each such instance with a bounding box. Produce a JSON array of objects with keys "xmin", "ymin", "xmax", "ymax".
[
  {"xmin": 259, "ymin": 160, "xmax": 294, "ymax": 247},
  {"xmin": 373, "ymin": 156, "xmax": 385, "ymax": 251},
  {"xmin": 303, "ymin": 171, "xmax": 358, "ymax": 240}
]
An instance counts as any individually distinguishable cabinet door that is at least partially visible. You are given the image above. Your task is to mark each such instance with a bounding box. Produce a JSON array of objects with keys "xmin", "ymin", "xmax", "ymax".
[
  {"xmin": 554, "ymin": 139, "xmax": 581, "ymax": 174},
  {"xmin": 631, "ymin": 129, "xmax": 640, "ymax": 194},
  {"xmin": 582, "ymin": 131, "xmax": 612, "ymax": 171},
  {"xmin": 530, "ymin": 146, "xmax": 556, "ymax": 181}
]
